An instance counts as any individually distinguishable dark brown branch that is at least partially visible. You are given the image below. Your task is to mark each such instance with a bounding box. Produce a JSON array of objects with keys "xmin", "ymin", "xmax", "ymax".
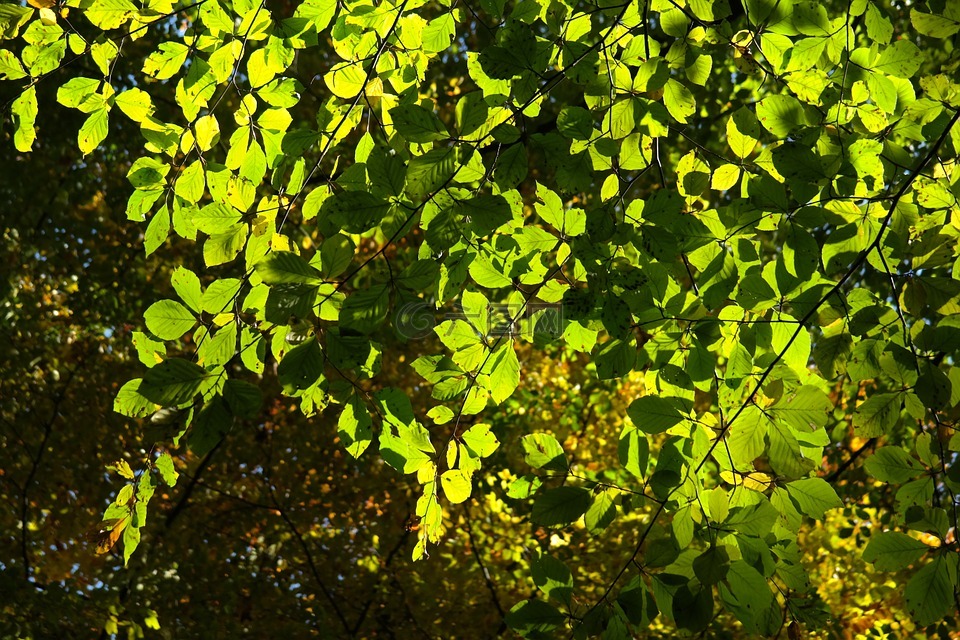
[
  {"xmin": 20, "ymin": 355, "xmax": 86, "ymax": 580},
  {"xmin": 825, "ymin": 438, "xmax": 876, "ymax": 483},
  {"xmin": 267, "ymin": 483, "xmax": 354, "ymax": 636},
  {"xmin": 350, "ymin": 526, "xmax": 412, "ymax": 636},
  {"xmin": 164, "ymin": 439, "xmax": 222, "ymax": 528},
  {"xmin": 464, "ymin": 503, "xmax": 507, "ymax": 635}
]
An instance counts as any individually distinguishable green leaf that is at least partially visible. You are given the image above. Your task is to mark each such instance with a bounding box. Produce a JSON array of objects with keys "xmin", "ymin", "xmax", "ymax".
[
  {"xmin": 494, "ymin": 144, "xmax": 528, "ymax": 188},
  {"xmin": 143, "ymin": 210, "xmax": 170, "ymax": 257},
  {"xmin": 405, "ymin": 147, "xmax": 457, "ymax": 200},
  {"xmin": 143, "ymin": 42, "xmax": 189, "ymax": 80},
  {"xmin": 78, "ymin": 107, "xmax": 110, "ymax": 156},
  {"xmin": 391, "ymin": 104, "xmax": 448, "ymax": 142},
  {"xmin": 594, "ymin": 338, "xmax": 636, "ymax": 379},
  {"xmin": 247, "ymin": 48, "xmax": 276, "ymax": 89},
  {"xmin": 487, "ymin": 343, "xmax": 520, "ymax": 404},
  {"xmin": 0, "ymin": 4, "xmax": 31, "ymax": 39},
  {"xmin": 535, "ymin": 183, "xmax": 585, "ymax": 236},
  {"xmin": 11, "ymin": 87, "xmax": 37, "ymax": 152},
  {"xmin": 114, "ymin": 89, "xmax": 154, "ymax": 122},
  {"xmin": 769, "ymin": 385, "xmax": 831, "ymax": 431},
  {"xmin": 194, "ymin": 114, "xmax": 220, "ymax": 151},
  {"xmin": 727, "ymin": 405, "xmax": 770, "ymax": 466},
  {"xmin": 694, "ymin": 546, "xmax": 730, "ymax": 585},
  {"xmin": 86, "ymin": 0, "xmax": 136, "ymax": 30},
  {"xmin": 320, "ymin": 191, "xmax": 389, "ymax": 233},
  {"xmin": 853, "ymin": 392, "xmax": 901, "ymax": 437},
  {"xmin": 504, "ymin": 466, "xmax": 542, "ymax": 496},
  {"xmin": 114, "ymin": 379, "xmax": 155, "ymax": 418},
  {"xmin": 478, "ymin": 46, "xmax": 525, "ymax": 79},
  {"xmin": 379, "ymin": 421, "xmax": 433, "ymax": 474},
  {"xmin": 626, "ymin": 396, "xmax": 684, "ymax": 434},
  {"xmin": 531, "ymin": 486, "xmax": 591, "ymax": 526},
  {"xmin": 338, "ymin": 394, "xmax": 373, "ymax": 458},
  {"xmin": 155, "ymin": 452, "xmax": 178, "ymax": 487},
  {"xmin": 618, "ymin": 577, "xmax": 659, "ymax": 629},
  {"xmin": 756, "ymin": 95, "xmax": 805, "ymax": 138},
  {"xmin": 663, "ymin": 78, "xmax": 696, "ymax": 123},
  {"xmin": 203, "ymin": 225, "xmax": 247, "ymax": 267},
  {"xmin": 522, "ymin": 433, "xmax": 568, "ymax": 472},
  {"xmin": 767, "ymin": 421, "xmax": 808, "ymax": 479},
  {"xmin": 618, "ymin": 426, "xmax": 649, "ymax": 479},
  {"xmin": 874, "ymin": 40, "xmax": 923, "ymax": 78},
  {"xmin": 256, "ymin": 252, "xmax": 323, "ymax": 285},
  {"xmin": 505, "ymin": 599, "xmax": 564, "ymax": 636},
  {"xmin": 422, "ymin": 13, "xmax": 455, "ymax": 53},
  {"xmin": 194, "ymin": 203, "xmax": 242, "ymax": 235},
  {"xmin": 862, "ymin": 531, "xmax": 929, "ymax": 571},
  {"xmin": 188, "ymin": 398, "xmax": 233, "ymax": 456},
  {"xmin": 0, "ymin": 49, "xmax": 26, "ymax": 80},
  {"xmin": 864, "ymin": 447, "xmax": 924, "ymax": 483},
  {"xmin": 295, "ymin": 0, "xmax": 336, "ymax": 31},
  {"xmin": 904, "ymin": 557, "xmax": 956, "ymax": 626},
  {"xmin": 57, "ymin": 77, "xmax": 101, "ymax": 109},
  {"xmin": 584, "ymin": 488, "xmax": 617, "ymax": 534},
  {"xmin": 122, "ymin": 525, "xmax": 140, "ymax": 567},
  {"xmin": 864, "ymin": 2, "xmax": 893, "ymax": 42},
  {"xmin": 531, "ymin": 553, "xmax": 574, "ymax": 604},
  {"xmin": 318, "ymin": 235, "xmax": 355, "ymax": 279},
  {"xmin": 277, "ymin": 339, "xmax": 324, "ymax": 395},
  {"xmin": 144, "ymin": 300, "xmax": 197, "ymax": 340},
  {"xmin": 441, "ymin": 469, "xmax": 473, "ymax": 504},
  {"xmin": 784, "ymin": 478, "xmax": 842, "ymax": 519},
  {"xmin": 435, "ymin": 320, "xmax": 485, "ymax": 370},
  {"xmin": 724, "ymin": 560, "xmax": 773, "ymax": 623},
  {"xmin": 109, "ymin": 459, "xmax": 135, "ymax": 480},
  {"xmin": 132, "ymin": 331, "xmax": 166, "ymax": 367},
  {"xmin": 139, "ymin": 358, "xmax": 210, "ymax": 406},
  {"xmin": 128, "ymin": 156, "xmax": 169, "ymax": 190},
  {"xmin": 201, "ymin": 279, "xmax": 242, "ymax": 315},
  {"xmin": 461, "ymin": 423, "xmax": 499, "ymax": 458},
  {"xmin": 223, "ymin": 379, "xmax": 262, "ymax": 418},
  {"xmin": 174, "ymin": 161, "xmax": 205, "ymax": 203},
  {"xmin": 911, "ymin": 8, "xmax": 960, "ymax": 38},
  {"xmin": 395, "ymin": 260, "xmax": 439, "ymax": 291},
  {"xmin": 557, "ymin": 106, "xmax": 594, "ymax": 140},
  {"xmin": 673, "ymin": 583, "xmax": 714, "ymax": 633},
  {"xmin": 340, "ymin": 285, "xmax": 390, "ymax": 334}
]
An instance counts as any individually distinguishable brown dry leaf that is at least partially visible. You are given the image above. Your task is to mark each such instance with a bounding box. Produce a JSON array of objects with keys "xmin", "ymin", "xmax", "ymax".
[{"xmin": 94, "ymin": 518, "xmax": 128, "ymax": 555}]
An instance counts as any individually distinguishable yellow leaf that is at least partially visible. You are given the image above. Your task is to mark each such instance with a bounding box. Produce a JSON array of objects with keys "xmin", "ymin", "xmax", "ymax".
[
  {"xmin": 39, "ymin": 7, "xmax": 57, "ymax": 24},
  {"xmin": 94, "ymin": 518, "xmax": 128, "ymax": 554}
]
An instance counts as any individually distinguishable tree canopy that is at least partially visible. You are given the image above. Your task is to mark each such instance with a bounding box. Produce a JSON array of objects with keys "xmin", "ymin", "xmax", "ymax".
[{"xmin": 2, "ymin": 0, "xmax": 960, "ymax": 636}]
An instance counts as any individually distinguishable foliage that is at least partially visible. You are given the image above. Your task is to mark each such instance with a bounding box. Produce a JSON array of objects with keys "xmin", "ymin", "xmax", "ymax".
[{"xmin": 3, "ymin": 0, "xmax": 960, "ymax": 636}]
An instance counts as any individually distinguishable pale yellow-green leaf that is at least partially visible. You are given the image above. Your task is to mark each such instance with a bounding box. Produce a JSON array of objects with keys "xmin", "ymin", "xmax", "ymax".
[
  {"xmin": 0, "ymin": 50, "xmax": 26, "ymax": 80},
  {"xmin": 10, "ymin": 86, "xmax": 37, "ymax": 152},
  {"xmin": 194, "ymin": 114, "xmax": 220, "ymax": 152},
  {"xmin": 440, "ymin": 469, "xmax": 473, "ymax": 504},
  {"xmin": 114, "ymin": 88, "xmax": 154, "ymax": 122},
  {"xmin": 600, "ymin": 173, "xmax": 619, "ymax": 201},
  {"xmin": 174, "ymin": 161, "xmax": 205, "ymax": 204},
  {"xmin": 711, "ymin": 164, "xmax": 741, "ymax": 191},
  {"xmin": 663, "ymin": 78, "xmax": 695, "ymax": 123},
  {"xmin": 324, "ymin": 61, "xmax": 367, "ymax": 99},
  {"xmin": 91, "ymin": 40, "xmax": 119, "ymax": 75},
  {"xmin": 78, "ymin": 107, "xmax": 110, "ymax": 155},
  {"xmin": 246, "ymin": 48, "xmax": 274, "ymax": 88},
  {"xmin": 86, "ymin": 0, "xmax": 136, "ymax": 30}
]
